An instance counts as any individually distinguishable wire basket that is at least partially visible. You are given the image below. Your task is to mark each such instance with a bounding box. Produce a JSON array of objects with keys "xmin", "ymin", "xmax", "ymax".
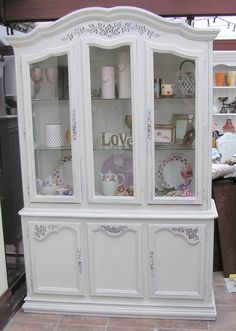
[{"xmin": 175, "ymin": 60, "xmax": 195, "ymax": 98}]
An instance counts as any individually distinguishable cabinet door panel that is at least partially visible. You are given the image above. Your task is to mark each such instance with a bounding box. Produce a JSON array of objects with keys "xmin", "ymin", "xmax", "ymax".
[
  {"xmin": 87, "ymin": 223, "xmax": 143, "ymax": 297},
  {"xmin": 22, "ymin": 46, "xmax": 81, "ymax": 203},
  {"xmin": 28, "ymin": 221, "xmax": 83, "ymax": 295},
  {"xmin": 30, "ymin": 56, "xmax": 73, "ymax": 194},
  {"xmin": 146, "ymin": 43, "xmax": 205, "ymax": 205},
  {"xmin": 82, "ymin": 37, "xmax": 141, "ymax": 203},
  {"xmin": 152, "ymin": 53, "xmax": 196, "ymax": 201},
  {"xmin": 149, "ymin": 224, "xmax": 206, "ymax": 299}
]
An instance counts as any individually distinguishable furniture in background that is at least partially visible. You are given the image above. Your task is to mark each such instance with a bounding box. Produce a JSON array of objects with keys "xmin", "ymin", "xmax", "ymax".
[
  {"xmin": 0, "ymin": 62, "xmax": 6, "ymax": 116},
  {"xmin": 0, "ymin": 116, "xmax": 24, "ymax": 287},
  {"xmin": 212, "ymin": 178, "xmax": 236, "ymax": 277}
]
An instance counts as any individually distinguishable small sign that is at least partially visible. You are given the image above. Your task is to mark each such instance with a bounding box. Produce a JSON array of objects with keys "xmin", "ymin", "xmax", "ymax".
[{"xmin": 100, "ymin": 132, "xmax": 133, "ymax": 149}]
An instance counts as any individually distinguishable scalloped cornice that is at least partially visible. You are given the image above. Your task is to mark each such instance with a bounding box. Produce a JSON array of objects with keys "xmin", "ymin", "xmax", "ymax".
[{"xmin": 6, "ymin": 6, "xmax": 219, "ymax": 47}]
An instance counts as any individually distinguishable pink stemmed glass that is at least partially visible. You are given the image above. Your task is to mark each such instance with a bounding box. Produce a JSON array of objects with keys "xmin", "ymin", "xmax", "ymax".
[
  {"xmin": 45, "ymin": 67, "xmax": 58, "ymax": 99},
  {"xmin": 30, "ymin": 67, "xmax": 43, "ymax": 99}
]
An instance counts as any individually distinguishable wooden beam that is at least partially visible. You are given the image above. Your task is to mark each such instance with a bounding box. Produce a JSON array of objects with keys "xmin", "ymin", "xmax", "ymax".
[
  {"xmin": 214, "ymin": 39, "xmax": 236, "ymax": 51},
  {"xmin": 4, "ymin": 0, "xmax": 236, "ymax": 22}
]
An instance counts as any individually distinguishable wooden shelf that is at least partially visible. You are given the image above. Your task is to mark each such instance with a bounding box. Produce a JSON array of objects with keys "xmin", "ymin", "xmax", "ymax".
[{"xmin": 213, "ymin": 86, "xmax": 236, "ymax": 89}]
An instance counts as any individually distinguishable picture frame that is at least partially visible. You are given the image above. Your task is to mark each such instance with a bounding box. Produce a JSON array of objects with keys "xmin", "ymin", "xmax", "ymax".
[
  {"xmin": 171, "ymin": 114, "xmax": 191, "ymax": 144},
  {"xmin": 154, "ymin": 124, "xmax": 175, "ymax": 144}
]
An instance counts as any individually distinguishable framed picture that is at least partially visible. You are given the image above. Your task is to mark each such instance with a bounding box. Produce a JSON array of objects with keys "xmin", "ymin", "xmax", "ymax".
[
  {"xmin": 171, "ymin": 114, "xmax": 192, "ymax": 144},
  {"xmin": 154, "ymin": 124, "xmax": 175, "ymax": 144}
]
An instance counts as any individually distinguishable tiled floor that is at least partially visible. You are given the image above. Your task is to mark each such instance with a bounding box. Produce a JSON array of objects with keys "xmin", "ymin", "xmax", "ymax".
[{"xmin": 3, "ymin": 272, "xmax": 236, "ymax": 331}]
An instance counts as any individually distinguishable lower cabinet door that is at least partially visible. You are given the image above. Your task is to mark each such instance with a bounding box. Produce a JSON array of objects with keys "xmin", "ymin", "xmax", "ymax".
[
  {"xmin": 149, "ymin": 223, "xmax": 207, "ymax": 299},
  {"xmin": 87, "ymin": 222, "xmax": 143, "ymax": 297},
  {"xmin": 28, "ymin": 220, "xmax": 84, "ymax": 295}
]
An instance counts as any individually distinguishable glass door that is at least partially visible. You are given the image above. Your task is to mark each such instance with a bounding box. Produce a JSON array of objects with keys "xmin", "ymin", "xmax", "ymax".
[
  {"xmin": 88, "ymin": 45, "xmax": 136, "ymax": 200},
  {"xmin": 151, "ymin": 52, "xmax": 196, "ymax": 201},
  {"xmin": 29, "ymin": 54, "xmax": 75, "ymax": 199}
]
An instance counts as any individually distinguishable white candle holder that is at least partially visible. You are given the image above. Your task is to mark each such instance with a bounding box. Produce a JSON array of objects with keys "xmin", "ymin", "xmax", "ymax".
[{"xmin": 44, "ymin": 124, "xmax": 64, "ymax": 147}]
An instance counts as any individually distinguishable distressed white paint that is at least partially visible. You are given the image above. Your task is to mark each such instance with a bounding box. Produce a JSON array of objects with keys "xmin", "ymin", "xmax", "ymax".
[{"xmin": 6, "ymin": 7, "xmax": 219, "ymax": 319}]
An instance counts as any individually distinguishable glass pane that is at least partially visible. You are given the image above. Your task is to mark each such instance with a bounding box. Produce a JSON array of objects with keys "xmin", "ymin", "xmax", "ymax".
[
  {"xmin": 90, "ymin": 46, "xmax": 134, "ymax": 198},
  {"xmin": 153, "ymin": 52, "xmax": 195, "ymax": 198},
  {"xmin": 30, "ymin": 55, "xmax": 73, "ymax": 196}
]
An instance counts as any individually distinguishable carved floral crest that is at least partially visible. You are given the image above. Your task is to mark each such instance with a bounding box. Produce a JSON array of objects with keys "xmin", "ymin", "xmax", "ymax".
[
  {"xmin": 34, "ymin": 224, "xmax": 60, "ymax": 240},
  {"xmin": 62, "ymin": 21, "xmax": 160, "ymax": 41},
  {"xmin": 171, "ymin": 226, "xmax": 200, "ymax": 243},
  {"xmin": 100, "ymin": 225, "xmax": 128, "ymax": 236}
]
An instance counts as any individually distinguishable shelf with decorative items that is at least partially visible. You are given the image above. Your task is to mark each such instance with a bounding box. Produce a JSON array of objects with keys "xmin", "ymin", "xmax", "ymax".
[
  {"xmin": 212, "ymin": 96, "xmax": 236, "ymax": 136},
  {"xmin": 212, "ymin": 51, "xmax": 236, "ymax": 136},
  {"xmin": 211, "ymin": 52, "xmax": 236, "ymax": 179},
  {"xmin": 7, "ymin": 7, "xmax": 218, "ymax": 319}
]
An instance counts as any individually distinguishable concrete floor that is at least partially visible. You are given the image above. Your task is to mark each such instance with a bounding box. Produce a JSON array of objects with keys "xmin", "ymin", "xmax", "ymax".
[{"xmin": 3, "ymin": 272, "xmax": 236, "ymax": 331}]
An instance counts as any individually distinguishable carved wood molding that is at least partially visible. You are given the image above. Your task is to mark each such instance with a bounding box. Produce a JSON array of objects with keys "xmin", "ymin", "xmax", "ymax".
[
  {"xmin": 99, "ymin": 225, "xmax": 129, "ymax": 236},
  {"xmin": 170, "ymin": 226, "xmax": 200, "ymax": 244},
  {"xmin": 62, "ymin": 21, "xmax": 160, "ymax": 41},
  {"xmin": 34, "ymin": 224, "xmax": 61, "ymax": 240}
]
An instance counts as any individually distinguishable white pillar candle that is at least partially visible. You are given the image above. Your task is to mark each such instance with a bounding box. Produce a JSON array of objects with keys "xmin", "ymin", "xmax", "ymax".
[
  {"xmin": 101, "ymin": 66, "xmax": 115, "ymax": 99},
  {"xmin": 118, "ymin": 52, "xmax": 131, "ymax": 99}
]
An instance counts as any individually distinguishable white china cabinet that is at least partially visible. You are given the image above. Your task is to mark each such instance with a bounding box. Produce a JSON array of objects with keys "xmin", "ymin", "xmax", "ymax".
[{"xmin": 7, "ymin": 7, "xmax": 218, "ymax": 319}]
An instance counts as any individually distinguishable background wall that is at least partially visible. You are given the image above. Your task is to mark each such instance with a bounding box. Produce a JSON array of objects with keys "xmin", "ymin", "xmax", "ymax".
[{"xmin": 0, "ymin": 204, "xmax": 8, "ymax": 296}]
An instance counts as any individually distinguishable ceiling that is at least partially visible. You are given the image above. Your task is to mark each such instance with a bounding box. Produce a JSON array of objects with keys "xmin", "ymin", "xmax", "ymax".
[{"xmin": 1, "ymin": 0, "xmax": 236, "ymax": 22}]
